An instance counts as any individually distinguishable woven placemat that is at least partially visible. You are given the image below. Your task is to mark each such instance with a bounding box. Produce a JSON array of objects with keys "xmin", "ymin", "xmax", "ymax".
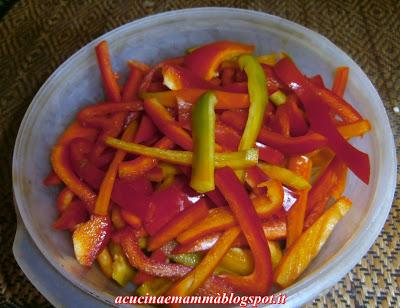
[{"xmin": 0, "ymin": 0, "xmax": 398, "ymax": 307}]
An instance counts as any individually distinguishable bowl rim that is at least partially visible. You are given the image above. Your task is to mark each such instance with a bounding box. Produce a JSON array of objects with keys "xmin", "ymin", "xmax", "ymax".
[{"xmin": 12, "ymin": 7, "xmax": 397, "ymax": 307}]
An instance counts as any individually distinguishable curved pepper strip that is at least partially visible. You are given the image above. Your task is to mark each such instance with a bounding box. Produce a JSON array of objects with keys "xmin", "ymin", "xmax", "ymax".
[
  {"xmin": 214, "ymin": 167, "xmax": 273, "ymax": 295},
  {"xmin": 166, "ymin": 227, "xmax": 241, "ymax": 301},
  {"xmin": 105, "ymin": 137, "xmax": 259, "ymax": 169},
  {"xmin": 274, "ymin": 197, "xmax": 352, "ymax": 288},
  {"xmin": 162, "ymin": 64, "xmax": 217, "ymax": 90},
  {"xmin": 274, "ymin": 58, "xmax": 370, "ymax": 184},
  {"xmin": 51, "ymin": 122, "xmax": 98, "ymax": 210},
  {"xmin": 95, "ymin": 41, "xmax": 121, "ymax": 103},
  {"xmin": 121, "ymin": 66, "xmax": 143, "ymax": 102},
  {"xmin": 94, "ymin": 120, "xmax": 139, "ymax": 216},
  {"xmin": 144, "ymin": 98, "xmax": 193, "ymax": 150},
  {"xmin": 258, "ymin": 163, "xmax": 311, "ymax": 190},
  {"xmin": 184, "ymin": 40, "xmax": 254, "ymax": 80},
  {"xmin": 141, "ymin": 88, "xmax": 249, "ymax": 109},
  {"xmin": 148, "ymin": 199, "xmax": 209, "ymax": 251},
  {"xmin": 190, "ymin": 91, "xmax": 217, "ymax": 193}
]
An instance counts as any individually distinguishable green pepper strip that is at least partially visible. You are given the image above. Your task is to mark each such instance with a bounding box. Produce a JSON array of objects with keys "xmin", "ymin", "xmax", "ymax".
[
  {"xmin": 105, "ymin": 137, "xmax": 259, "ymax": 169},
  {"xmin": 190, "ymin": 91, "xmax": 217, "ymax": 193},
  {"xmin": 238, "ymin": 54, "xmax": 268, "ymax": 151}
]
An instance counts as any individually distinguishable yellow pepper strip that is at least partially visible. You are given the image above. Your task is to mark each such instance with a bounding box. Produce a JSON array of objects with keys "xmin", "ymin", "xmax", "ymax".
[
  {"xmin": 94, "ymin": 120, "xmax": 138, "ymax": 216},
  {"xmin": 105, "ymin": 137, "xmax": 259, "ymax": 169},
  {"xmin": 96, "ymin": 247, "xmax": 113, "ymax": 278},
  {"xmin": 258, "ymin": 163, "xmax": 312, "ymax": 190},
  {"xmin": 109, "ymin": 242, "xmax": 135, "ymax": 286},
  {"xmin": 111, "ymin": 206, "xmax": 126, "ymax": 229},
  {"xmin": 270, "ymin": 90, "xmax": 287, "ymax": 106},
  {"xmin": 136, "ymin": 278, "xmax": 173, "ymax": 296},
  {"xmin": 190, "ymin": 91, "xmax": 217, "ymax": 193},
  {"xmin": 274, "ymin": 197, "xmax": 352, "ymax": 288},
  {"xmin": 169, "ymin": 252, "xmax": 203, "ymax": 267},
  {"xmin": 337, "ymin": 119, "xmax": 371, "ymax": 139}
]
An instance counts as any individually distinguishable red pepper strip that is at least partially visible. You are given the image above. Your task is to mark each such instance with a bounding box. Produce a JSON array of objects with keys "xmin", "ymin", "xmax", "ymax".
[
  {"xmin": 205, "ymin": 189, "xmax": 228, "ymax": 207},
  {"xmin": 184, "ymin": 40, "xmax": 254, "ymax": 80},
  {"xmin": 286, "ymin": 155, "xmax": 312, "ymax": 248},
  {"xmin": 221, "ymin": 67, "xmax": 235, "ymax": 85},
  {"xmin": 261, "ymin": 64, "xmax": 288, "ymax": 94},
  {"xmin": 118, "ymin": 137, "xmax": 174, "ymax": 181},
  {"xmin": 214, "ymin": 167, "xmax": 273, "ymax": 295},
  {"xmin": 72, "ymin": 215, "xmax": 111, "ymax": 266},
  {"xmin": 94, "ymin": 120, "xmax": 138, "ymax": 216},
  {"xmin": 162, "ymin": 64, "xmax": 217, "ymax": 90},
  {"xmin": 332, "ymin": 66, "xmax": 349, "ymax": 98},
  {"xmin": 166, "ymin": 227, "xmax": 241, "ymax": 300},
  {"xmin": 127, "ymin": 59, "xmax": 151, "ymax": 74},
  {"xmin": 256, "ymin": 142, "xmax": 285, "ymax": 165},
  {"xmin": 133, "ymin": 249, "xmax": 168, "ymax": 285},
  {"xmin": 95, "ymin": 41, "xmax": 121, "ymax": 103},
  {"xmin": 120, "ymin": 227, "xmax": 191, "ymax": 278},
  {"xmin": 219, "ymin": 81, "xmax": 248, "ymax": 93},
  {"xmin": 43, "ymin": 171, "xmax": 62, "ymax": 186},
  {"xmin": 148, "ymin": 199, "xmax": 209, "ymax": 251},
  {"xmin": 139, "ymin": 56, "xmax": 185, "ymax": 93},
  {"xmin": 141, "ymin": 88, "xmax": 249, "ymax": 109},
  {"xmin": 51, "ymin": 123, "xmax": 98, "ymax": 210},
  {"xmin": 121, "ymin": 66, "xmax": 143, "ymax": 102},
  {"xmin": 53, "ymin": 200, "xmax": 89, "ymax": 231},
  {"xmin": 134, "ymin": 115, "xmax": 158, "ymax": 144},
  {"xmin": 221, "ymin": 110, "xmax": 327, "ymax": 155},
  {"xmin": 120, "ymin": 209, "xmax": 142, "ymax": 228},
  {"xmin": 274, "ymin": 57, "xmax": 370, "ymax": 184},
  {"xmin": 56, "ymin": 187, "xmax": 75, "ymax": 212},
  {"xmin": 309, "ymin": 74, "xmax": 326, "ymax": 88},
  {"xmin": 215, "ymin": 121, "xmax": 241, "ymax": 151},
  {"xmin": 144, "ymin": 98, "xmax": 193, "ymax": 150},
  {"xmin": 272, "ymin": 105, "xmax": 291, "ymax": 136},
  {"xmin": 279, "ymin": 94, "xmax": 309, "ymax": 136}
]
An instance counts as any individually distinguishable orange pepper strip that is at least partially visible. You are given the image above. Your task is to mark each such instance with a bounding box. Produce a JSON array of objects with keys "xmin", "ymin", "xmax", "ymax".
[
  {"xmin": 95, "ymin": 40, "xmax": 121, "ymax": 103},
  {"xmin": 332, "ymin": 66, "xmax": 349, "ymax": 98},
  {"xmin": 148, "ymin": 199, "xmax": 209, "ymax": 251},
  {"xmin": 94, "ymin": 120, "xmax": 138, "ymax": 216},
  {"xmin": 128, "ymin": 59, "xmax": 151, "ymax": 74},
  {"xmin": 176, "ymin": 180, "xmax": 283, "ymax": 245},
  {"xmin": 118, "ymin": 137, "xmax": 174, "ymax": 181},
  {"xmin": 330, "ymin": 160, "xmax": 348, "ymax": 199},
  {"xmin": 120, "ymin": 209, "xmax": 142, "ymax": 228},
  {"xmin": 56, "ymin": 187, "xmax": 75, "ymax": 212},
  {"xmin": 141, "ymin": 89, "xmax": 249, "ymax": 109},
  {"xmin": 166, "ymin": 227, "xmax": 241, "ymax": 300},
  {"xmin": 51, "ymin": 122, "xmax": 98, "ymax": 209},
  {"xmin": 337, "ymin": 120, "xmax": 371, "ymax": 139},
  {"xmin": 144, "ymin": 98, "xmax": 193, "ymax": 150},
  {"xmin": 286, "ymin": 156, "xmax": 312, "ymax": 248},
  {"xmin": 274, "ymin": 197, "xmax": 352, "ymax": 288},
  {"xmin": 121, "ymin": 66, "xmax": 143, "ymax": 102}
]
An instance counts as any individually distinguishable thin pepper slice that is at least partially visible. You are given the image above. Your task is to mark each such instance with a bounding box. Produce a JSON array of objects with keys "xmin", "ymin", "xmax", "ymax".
[
  {"xmin": 95, "ymin": 41, "xmax": 121, "ymax": 102},
  {"xmin": 105, "ymin": 137, "xmax": 259, "ymax": 169},
  {"xmin": 121, "ymin": 66, "xmax": 144, "ymax": 102},
  {"xmin": 215, "ymin": 167, "xmax": 273, "ymax": 295},
  {"xmin": 332, "ymin": 66, "xmax": 349, "ymax": 97},
  {"xmin": 190, "ymin": 91, "xmax": 217, "ymax": 193},
  {"xmin": 258, "ymin": 163, "xmax": 311, "ymax": 190},
  {"xmin": 109, "ymin": 241, "xmax": 136, "ymax": 286},
  {"xmin": 162, "ymin": 64, "xmax": 216, "ymax": 90},
  {"xmin": 184, "ymin": 40, "xmax": 254, "ymax": 80},
  {"xmin": 52, "ymin": 200, "xmax": 89, "ymax": 231},
  {"xmin": 274, "ymin": 58, "xmax": 369, "ymax": 183},
  {"xmin": 274, "ymin": 197, "xmax": 352, "ymax": 288},
  {"xmin": 94, "ymin": 120, "xmax": 138, "ymax": 216}
]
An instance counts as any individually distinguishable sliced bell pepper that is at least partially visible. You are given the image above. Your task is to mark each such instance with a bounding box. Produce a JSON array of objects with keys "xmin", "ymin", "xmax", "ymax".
[
  {"xmin": 214, "ymin": 167, "xmax": 273, "ymax": 295},
  {"xmin": 237, "ymin": 54, "xmax": 268, "ymax": 151},
  {"xmin": 97, "ymin": 247, "xmax": 113, "ymax": 278},
  {"xmin": 166, "ymin": 227, "xmax": 241, "ymax": 299},
  {"xmin": 141, "ymin": 88, "xmax": 249, "ymax": 109},
  {"xmin": 119, "ymin": 227, "xmax": 191, "ymax": 278},
  {"xmin": 43, "ymin": 170, "xmax": 62, "ymax": 186},
  {"xmin": 144, "ymin": 98, "xmax": 193, "ymax": 150},
  {"xmin": 56, "ymin": 187, "xmax": 74, "ymax": 212},
  {"xmin": 190, "ymin": 91, "xmax": 217, "ymax": 193},
  {"xmin": 136, "ymin": 278, "xmax": 173, "ymax": 296},
  {"xmin": 121, "ymin": 66, "xmax": 143, "ymax": 102},
  {"xmin": 105, "ymin": 137, "xmax": 259, "ymax": 169},
  {"xmin": 52, "ymin": 200, "xmax": 89, "ymax": 231},
  {"xmin": 128, "ymin": 59, "xmax": 151, "ymax": 73},
  {"xmin": 169, "ymin": 252, "xmax": 204, "ymax": 267},
  {"xmin": 258, "ymin": 163, "xmax": 311, "ymax": 190},
  {"xmin": 221, "ymin": 66, "xmax": 235, "ymax": 85},
  {"xmin": 162, "ymin": 64, "xmax": 216, "ymax": 90},
  {"xmin": 72, "ymin": 215, "xmax": 111, "ymax": 266},
  {"xmin": 109, "ymin": 241, "xmax": 136, "ymax": 286},
  {"xmin": 308, "ymin": 74, "xmax": 325, "ymax": 88},
  {"xmin": 184, "ymin": 40, "xmax": 254, "ymax": 80},
  {"xmin": 255, "ymin": 142, "xmax": 285, "ymax": 165},
  {"xmin": 278, "ymin": 94, "xmax": 309, "ymax": 137},
  {"xmin": 118, "ymin": 137, "xmax": 174, "ymax": 181},
  {"xmin": 274, "ymin": 197, "xmax": 352, "ymax": 288},
  {"xmin": 94, "ymin": 120, "xmax": 138, "ymax": 216},
  {"xmin": 134, "ymin": 114, "xmax": 158, "ymax": 144},
  {"xmin": 215, "ymin": 247, "xmax": 254, "ymax": 275},
  {"xmin": 274, "ymin": 58, "xmax": 369, "ymax": 183},
  {"xmin": 332, "ymin": 66, "xmax": 349, "ymax": 97},
  {"xmin": 286, "ymin": 155, "xmax": 312, "ymax": 248},
  {"xmin": 120, "ymin": 209, "xmax": 142, "ymax": 228},
  {"xmin": 270, "ymin": 90, "xmax": 287, "ymax": 106},
  {"xmin": 337, "ymin": 120, "xmax": 371, "ymax": 139},
  {"xmin": 95, "ymin": 41, "xmax": 121, "ymax": 102},
  {"xmin": 330, "ymin": 159, "xmax": 348, "ymax": 199},
  {"xmin": 219, "ymin": 81, "xmax": 248, "ymax": 93},
  {"xmin": 111, "ymin": 206, "xmax": 126, "ymax": 229},
  {"xmin": 148, "ymin": 199, "xmax": 209, "ymax": 251}
]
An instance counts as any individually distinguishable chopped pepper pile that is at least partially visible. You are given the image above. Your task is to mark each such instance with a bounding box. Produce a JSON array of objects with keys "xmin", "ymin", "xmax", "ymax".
[{"xmin": 46, "ymin": 40, "xmax": 371, "ymax": 301}]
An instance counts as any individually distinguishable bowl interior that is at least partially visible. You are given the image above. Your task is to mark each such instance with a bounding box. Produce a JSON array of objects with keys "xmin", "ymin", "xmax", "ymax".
[{"xmin": 12, "ymin": 8, "xmax": 396, "ymax": 307}]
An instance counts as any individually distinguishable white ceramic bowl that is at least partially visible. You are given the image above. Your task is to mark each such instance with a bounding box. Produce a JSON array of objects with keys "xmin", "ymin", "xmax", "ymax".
[{"xmin": 12, "ymin": 8, "xmax": 396, "ymax": 307}]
